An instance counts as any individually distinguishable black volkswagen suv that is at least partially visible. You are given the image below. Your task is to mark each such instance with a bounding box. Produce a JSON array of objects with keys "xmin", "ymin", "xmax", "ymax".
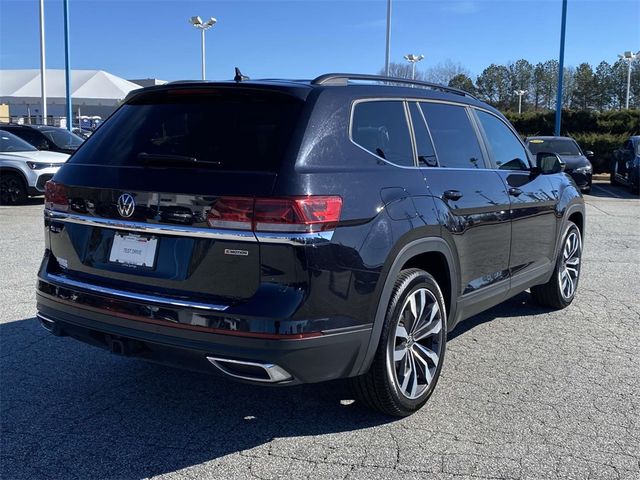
[{"xmin": 36, "ymin": 74, "xmax": 585, "ymax": 416}]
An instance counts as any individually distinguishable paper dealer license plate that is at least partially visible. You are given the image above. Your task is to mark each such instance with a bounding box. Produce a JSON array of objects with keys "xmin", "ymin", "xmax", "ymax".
[{"xmin": 109, "ymin": 233, "xmax": 158, "ymax": 268}]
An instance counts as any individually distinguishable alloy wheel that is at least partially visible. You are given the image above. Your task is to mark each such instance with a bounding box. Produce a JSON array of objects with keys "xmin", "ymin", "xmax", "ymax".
[
  {"xmin": 389, "ymin": 287, "xmax": 444, "ymax": 400},
  {"xmin": 558, "ymin": 230, "xmax": 581, "ymax": 300},
  {"xmin": 0, "ymin": 176, "xmax": 24, "ymax": 205}
]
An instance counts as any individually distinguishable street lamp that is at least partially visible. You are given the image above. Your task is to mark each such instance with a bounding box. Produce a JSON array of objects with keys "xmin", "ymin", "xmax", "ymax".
[
  {"xmin": 514, "ymin": 89, "xmax": 528, "ymax": 114},
  {"xmin": 617, "ymin": 50, "xmax": 639, "ymax": 109},
  {"xmin": 189, "ymin": 16, "xmax": 217, "ymax": 80},
  {"xmin": 403, "ymin": 54, "xmax": 424, "ymax": 80}
]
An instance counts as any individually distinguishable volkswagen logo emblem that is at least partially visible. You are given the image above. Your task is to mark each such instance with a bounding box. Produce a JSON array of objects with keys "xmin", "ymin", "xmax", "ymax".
[{"xmin": 117, "ymin": 193, "xmax": 136, "ymax": 218}]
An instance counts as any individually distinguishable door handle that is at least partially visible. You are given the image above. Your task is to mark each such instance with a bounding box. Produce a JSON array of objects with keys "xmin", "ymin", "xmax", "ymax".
[
  {"xmin": 508, "ymin": 187, "xmax": 523, "ymax": 197},
  {"xmin": 443, "ymin": 190, "xmax": 463, "ymax": 201}
]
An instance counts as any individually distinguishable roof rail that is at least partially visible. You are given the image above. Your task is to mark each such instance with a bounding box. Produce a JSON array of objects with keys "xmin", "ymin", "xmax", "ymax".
[{"xmin": 311, "ymin": 73, "xmax": 476, "ymax": 99}]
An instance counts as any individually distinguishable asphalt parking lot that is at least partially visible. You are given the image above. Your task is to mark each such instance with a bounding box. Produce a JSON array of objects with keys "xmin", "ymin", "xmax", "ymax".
[{"xmin": 1, "ymin": 181, "xmax": 638, "ymax": 480}]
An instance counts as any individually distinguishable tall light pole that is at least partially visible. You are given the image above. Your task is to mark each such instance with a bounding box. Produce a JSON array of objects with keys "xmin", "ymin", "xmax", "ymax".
[
  {"xmin": 618, "ymin": 50, "xmax": 639, "ymax": 109},
  {"xmin": 189, "ymin": 16, "xmax": 217, "ymax": 80},
  {"xmin": 39, "ymin": 0, "xmax": 47, "ymax": 125},
  {"xmin": 404, "ymin": 54, "xmax": 424, "ymax": 80},
  {"xmin": 514, "ymin": 89, "xmax": 528, "ymax": 114},
  {"xmin": 384, "ymin": 0, "xmax": 392, "ymax": 76},
  {"xmin": 63, "ymin": 0, "xmax": 71, "ymax": 131},
  {"xmin": 554, "ymin": 0, "xmax": 568, "ymax": 136}
]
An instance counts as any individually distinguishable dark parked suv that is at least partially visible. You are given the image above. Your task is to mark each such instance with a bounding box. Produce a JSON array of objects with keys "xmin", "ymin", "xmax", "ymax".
[
  {"xmin": 525, "ymin": 136, "xmax": 593, "ymax": 193},
  {"xmin": 0, "ymin": 124, "xmax": 84, "ymax": 155},
  {"xmin": 36, "ymin": 74, "xmax": 585, "ymax": 416}
]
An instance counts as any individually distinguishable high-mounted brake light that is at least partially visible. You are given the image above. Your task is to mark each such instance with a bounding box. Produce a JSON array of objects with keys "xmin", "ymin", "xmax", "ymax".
[
  {"xmin": 44, "ymin": 181, "xmax": 68, "ymax": 211},
  {"xmin": 207, "ymin": 196, "xmax": 342, "ymax": 233}
]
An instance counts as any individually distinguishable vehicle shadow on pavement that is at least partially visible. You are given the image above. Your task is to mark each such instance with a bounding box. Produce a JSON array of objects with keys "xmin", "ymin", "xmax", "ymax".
[
  {"xmin": 448, "ymin": 291, "xmax": 552, "ymax": 341},
  {"xmin": 587, "ymin": 182, "xmax": 638, "ymax": 200},
  {"xmin": 0, "ymin": 316, "xmax": 392, "ymax": 479},
  {"xmin": 2, "ymin": 293, "xmax": 554, "ymax": 478}
]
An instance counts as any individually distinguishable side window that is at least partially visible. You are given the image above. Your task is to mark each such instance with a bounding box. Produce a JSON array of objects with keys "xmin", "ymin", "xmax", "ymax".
[
  {"xmin": 15, "ymin": 130, "xmax": 46, "ymax": 149},
  {"xmin": 352, "ymin": 101, "xmax": 414, "ymax": 167},
  {"xmin": 408, "ymin": 103, "xmax": 438, "ymax": 167},
  {"xmin": 419, "ymin": 103, "xmax": 484, "ymax": 169},
  {"xmin": 476, "ymin": 110, "xmax": 530, "ymax": 171}
]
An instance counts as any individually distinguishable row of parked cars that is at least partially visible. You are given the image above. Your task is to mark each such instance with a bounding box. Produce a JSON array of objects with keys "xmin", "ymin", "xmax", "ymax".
[{"xmin": 0, "ymin": 124, "xmax": 84, "ymax": 205}]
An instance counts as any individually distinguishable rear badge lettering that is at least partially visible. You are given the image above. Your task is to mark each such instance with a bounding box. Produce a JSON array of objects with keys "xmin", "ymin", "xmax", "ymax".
[{"xmin": 224, "ymin": 249, "xmax": 249, "ymax": 256}]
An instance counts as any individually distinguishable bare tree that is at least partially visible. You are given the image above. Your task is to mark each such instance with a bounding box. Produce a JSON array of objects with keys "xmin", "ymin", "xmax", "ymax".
[
  {"xmin": 377, "ymin": 62, "xmax": 424, "ymax": 80},
  {"xmin": 423, "ymin": 60, "xmax": 470, "ymax": 85}
]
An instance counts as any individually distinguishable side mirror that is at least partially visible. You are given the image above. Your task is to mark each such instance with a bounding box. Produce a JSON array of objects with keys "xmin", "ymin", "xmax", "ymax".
[
  {"xmin": 584, "ymin": 150, "xmax": 594, "ymax": 158},
  {"xmin": 37, "ymin": 140, "xmax": 49, "ymax": 150},
  {"xmin": 536, "ymin": 152, "xmax": 564, "ymax": 174}
]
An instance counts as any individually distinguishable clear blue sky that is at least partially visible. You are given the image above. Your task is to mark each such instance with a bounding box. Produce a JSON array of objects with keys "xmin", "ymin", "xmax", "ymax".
[{"xmin": 1, "ymin": 0, "xmax": 638, "ymax": 81}]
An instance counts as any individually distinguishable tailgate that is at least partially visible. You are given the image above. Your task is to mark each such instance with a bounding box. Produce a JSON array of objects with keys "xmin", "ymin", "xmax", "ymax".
[{"xmin": 45, "ymin": 169, "xmax": 277, "ymax": 301}]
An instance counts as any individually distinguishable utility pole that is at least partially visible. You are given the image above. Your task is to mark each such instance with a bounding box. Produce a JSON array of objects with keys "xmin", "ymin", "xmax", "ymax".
[
  {"xmin": 39, "ymin": 0, "xmax": 47, "ymax": 125},
  {"xmin": 554, "ymin": 0, "xmax": 568, "ymax": 136},
  {"xmin": 384, "ymin": 0, "xmax": 392, "ymax": 76},
  {"xmin": 63, "ymin": 0, "xmax": 72, "ymax": 130}
]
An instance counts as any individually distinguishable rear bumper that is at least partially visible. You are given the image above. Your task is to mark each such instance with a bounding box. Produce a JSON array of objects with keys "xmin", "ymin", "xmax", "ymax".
[{"xmin": 36, "ymin": 289, "xmax": 372, "ymax": 385}]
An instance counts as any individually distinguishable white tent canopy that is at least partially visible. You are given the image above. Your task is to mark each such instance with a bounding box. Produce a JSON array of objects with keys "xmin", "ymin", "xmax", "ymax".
[{"xmin": 0, "ymin": 69, "xmax": 141, "ymax": 106}]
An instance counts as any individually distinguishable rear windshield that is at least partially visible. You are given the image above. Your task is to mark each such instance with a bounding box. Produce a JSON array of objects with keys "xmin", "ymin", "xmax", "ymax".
[
  {"xmin": 40, "ymin": 128, "xmax": 84, "ymax": 150},
  {"xmin": 527, "ymin": 138, "xmax": 581, "ymax": 156},
  {"xmin": 69, "ymin": 89, "xmax": 303, "ymax": 172}
]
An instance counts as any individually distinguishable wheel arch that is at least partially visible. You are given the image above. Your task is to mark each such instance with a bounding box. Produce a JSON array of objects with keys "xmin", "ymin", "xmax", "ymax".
[
  {"xmin": 0, "ymin": 166, "xmax": 28, "ymax": 184},
  {"xmin": 354, "ymin": 236, "xmax": 459, "ymax": 376},
  {"xmin": 0, "ymin": 166, "xmax": 29, "ymax": 191}
]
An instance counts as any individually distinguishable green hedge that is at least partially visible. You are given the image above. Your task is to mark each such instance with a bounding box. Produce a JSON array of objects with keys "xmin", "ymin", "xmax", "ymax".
[
  {"xmin": 567, "ymin": 132, "xmax": 629, "ymax": 172},
  {"xmin": 505, "ymin": 109, "xmax": 640, "ymax": 135},
  {"xmin": 504, "ymin": 110, "xmax": 639, "ymax": 173}
]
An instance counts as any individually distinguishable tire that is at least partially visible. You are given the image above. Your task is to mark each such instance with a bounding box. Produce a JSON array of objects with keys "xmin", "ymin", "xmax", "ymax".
[
  {"xmin": 0, "ymin": 172, "xmax": 28, "ymax": 205},
  {"xmin": 351, "ymin": 269, "xmax": 447, "ymax": 417},
  {"xmin": 609, "ymin": 160, "xmax": 618, "ymax": 185},
  {"xmin": 531, "ymin": 222, "xmax": 582, "ymax": 309}
]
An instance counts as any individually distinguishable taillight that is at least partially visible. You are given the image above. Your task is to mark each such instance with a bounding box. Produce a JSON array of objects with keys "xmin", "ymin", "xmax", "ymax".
[
  {"xmin": 255, "ymin": 196, "xmax": 342, "ymax": 232},
  {"xmin": 207, "ymin": 196, "xmax": 342, "ymax": 233},
  {"xmin": 207, "ymin": 196, "xmax": 254, "ymax": 230},
  {"xmin": 44, "ymin": 181, "xmax": 68, "ymax": 211}
]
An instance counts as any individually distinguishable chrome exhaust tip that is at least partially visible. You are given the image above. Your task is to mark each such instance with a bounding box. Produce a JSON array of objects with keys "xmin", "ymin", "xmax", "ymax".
[
  {"xmin": 36, "ymin": 313, "xmax": 64, "ymax": 336},
  {"xmin": 206, "ymin": 356, "xmax": 292, "ymax": 383}
]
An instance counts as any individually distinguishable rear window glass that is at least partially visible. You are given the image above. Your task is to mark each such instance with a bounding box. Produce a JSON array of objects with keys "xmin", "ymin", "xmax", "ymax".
[
  {"xmin": 526, "ymin": 138, "xmax": 581, "ymax": 156},
  {"xmin": 351, "ymin": 101, "xmax": 414, "ymax": 167},
  {"xmin": 40, "ymin": 129, "xmax": 84, "ymax": 149},
  {"xmin": 68, "ymin": 89, "xmax": 304, "ymax": 172}
]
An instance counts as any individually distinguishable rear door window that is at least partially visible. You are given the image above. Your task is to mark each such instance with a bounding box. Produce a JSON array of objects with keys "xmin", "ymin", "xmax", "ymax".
[
  {"xmin": 68, "ymin": 89, "xmax": 304, "ymax": 172},
  {"xmin": 419, "ymin": 102, "xmax": 485, "ymax": 169},
  {"xmin": 351, "ymin": 101, "xmax": 414, "ymax": 167}
]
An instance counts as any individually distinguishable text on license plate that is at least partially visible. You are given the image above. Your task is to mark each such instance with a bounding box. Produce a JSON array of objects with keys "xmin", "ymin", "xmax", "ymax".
[{"xmin": 109, "ymin": 233, "xmax": 158, "ymax": 268}]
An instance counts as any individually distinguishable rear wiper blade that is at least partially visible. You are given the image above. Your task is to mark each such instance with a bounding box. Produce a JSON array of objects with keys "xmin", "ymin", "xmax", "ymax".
[{"xmin": 137, "ymin": 152, "xmax": 221, "ymax": 166}]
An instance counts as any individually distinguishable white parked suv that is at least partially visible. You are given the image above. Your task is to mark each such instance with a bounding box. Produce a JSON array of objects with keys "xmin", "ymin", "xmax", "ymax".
[{"xmin": 0, "ymin": 130, "xmax": 68, "ymax": 205}]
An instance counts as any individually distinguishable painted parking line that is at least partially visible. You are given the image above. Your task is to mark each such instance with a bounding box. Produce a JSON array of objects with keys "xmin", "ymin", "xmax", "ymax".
[{"xmin": 591, "ymin": 183, "xmax": 623, "ymax": 199}]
